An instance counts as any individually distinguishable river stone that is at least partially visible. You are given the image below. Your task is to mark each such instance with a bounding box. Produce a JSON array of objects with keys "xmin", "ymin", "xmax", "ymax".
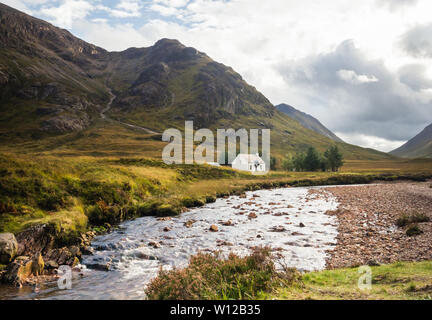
[
  {"xmin": 0, "ymin": 233, "xmax": 18, "ymax": 264},
  {"xmin": 45, "ymin": 260, "xmax": 59, "ymax": 270}
]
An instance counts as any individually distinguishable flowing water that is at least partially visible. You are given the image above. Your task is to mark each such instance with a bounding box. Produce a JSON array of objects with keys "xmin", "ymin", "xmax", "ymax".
[{"xmin": 0, "ymin": 186, "xmax": 339, "ymax": 300}]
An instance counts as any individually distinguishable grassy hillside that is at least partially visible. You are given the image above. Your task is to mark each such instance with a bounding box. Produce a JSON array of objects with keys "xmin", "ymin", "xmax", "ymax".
[{"xmin": 0, "ymin": 3, "xmax": 396, "ymax": 163}]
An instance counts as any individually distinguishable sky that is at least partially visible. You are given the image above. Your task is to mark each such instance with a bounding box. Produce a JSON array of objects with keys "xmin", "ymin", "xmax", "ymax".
[{"xmin": 3, "ymin": 0, "xmax": 432, "ymax": 152}]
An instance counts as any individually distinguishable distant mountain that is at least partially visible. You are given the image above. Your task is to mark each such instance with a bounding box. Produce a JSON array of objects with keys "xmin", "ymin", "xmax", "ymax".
[
  {"xmin": 390, "ymin": 123, "xmax": 432, "ymax": 159},
  {"xmin": 276, "ymin": 104, "xmax": 343, "ymax": 142},
  {"xmin": 0, "ymin": 3, "xmax": 394, "ymax": 161}
]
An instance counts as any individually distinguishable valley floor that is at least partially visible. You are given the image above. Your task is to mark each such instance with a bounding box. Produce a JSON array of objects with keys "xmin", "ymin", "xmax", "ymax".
[{"xmin": 0, "ymin": 153, "xmax": 432, "ymax": 299}]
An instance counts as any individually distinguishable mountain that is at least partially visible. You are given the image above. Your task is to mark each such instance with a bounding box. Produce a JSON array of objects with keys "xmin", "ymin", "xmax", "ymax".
[
  {"xmin": 390, "ymin": 123, "xmax": 432, "ymax": 159},
  {"xmin": 276, "ymin": 104, "xmax": 343, "ymax": 142},
  {"xmin": 0, "ymin": 3, "xmax": 393, "ymax": 161}
]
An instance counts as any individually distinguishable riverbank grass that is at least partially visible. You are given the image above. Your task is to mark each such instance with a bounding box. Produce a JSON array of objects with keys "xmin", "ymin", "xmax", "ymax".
[
  {"xmin": 145, "ymin": 248, "xmax": 301, "ymax": 300},
  {"xmin": 274, "ymin": 260, "xmax": 432, "ymax": 300}
]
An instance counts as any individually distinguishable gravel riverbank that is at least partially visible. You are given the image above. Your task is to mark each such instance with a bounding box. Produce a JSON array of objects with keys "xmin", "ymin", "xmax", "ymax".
[{"xmin": 318, "ymin": 182, "xmax": 432, "ymax": 269}]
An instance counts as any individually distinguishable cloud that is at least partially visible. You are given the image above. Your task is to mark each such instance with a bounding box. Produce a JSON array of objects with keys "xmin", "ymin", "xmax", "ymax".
[
  {"xmin": 108, "ymin": 0, "xmax": 143, "ymax": 18},
  {"xmin": 377, "ymin": 0, "xmax": 419, "ymax": 10},
  {"xmin": 39, "ymin": 0, "xmax": 94, "ymax": 28},
  {"xmin": 1, "ymin": 0, "xmax": 33, "ymax": 14},
  {"xmin": 399, "ymin": 23, "xmax": 432, "ymax": 58},
  {"xmin": 398, "ymin": 64, "xmax": 432, "ymax": 91},
  {"xmin": 73, "ymin": 19, "xmax": 149, "ymax": 51},
  {"xmin": 336, "ymin": 132, "xmax": 406, "ymax": 152},
  {"xmin": 337, "ymin": 69, "xmax": 379, "ymax": 84},
  {"xmin": 276, "ymin": 40, "xmax": 432, "ymax": 143}
]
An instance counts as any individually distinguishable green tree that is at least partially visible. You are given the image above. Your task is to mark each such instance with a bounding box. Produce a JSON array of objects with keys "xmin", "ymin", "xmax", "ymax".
[
  {"xmin": 324, "ymin": 145, "xmax": 344, "ymax": 172},
  {"xmin": 293, "ymin": 153, "xmax": 305, "ymax": 171},
  {"xmin": 281, "ymin": 153, "xmax": 294, "ymax": 171},
  {"xmin": 303, "ymin": 147, "xmax": 321, "ymax": 171}
]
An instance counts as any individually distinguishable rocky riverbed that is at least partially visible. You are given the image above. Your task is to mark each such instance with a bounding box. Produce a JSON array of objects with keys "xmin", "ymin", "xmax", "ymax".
[
  {"xmin": 1, "ymin": 181, "xmax": 431, "ymax": 300},
  {"xmin": 319, "ymin": 182, "xmax": 432, "ymax": 268},
  {"xmin": 0, "ymin": 186, "xmax": 340, "ymax": 299}
]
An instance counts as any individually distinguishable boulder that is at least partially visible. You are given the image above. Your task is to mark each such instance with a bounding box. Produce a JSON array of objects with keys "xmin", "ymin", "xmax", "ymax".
[
  {"xmin": 0, "ymin": 233, "xmax": 18, "ymax": 264},
  {"xmin": 44, "ymin": 246, "xmax": 81, "ymax": 266},
  {"xmin": 45, "ymin": 260, "xmax": 59, "ymax": 270},
  {"xmin": 209, "ymin": 225, "xmax": 219, "ymax": 232},
  {"xmin": 15, "ymin": 224, "xmax": 56, "ymax": 257},
  {"xmin": 3, "ymin": 256, "xmax": 34, "ymax": 286},
  {"xmin": 184, "ymin": 220, "xmax": 196, "ymax": 228},
  {"xmin": 148, "ymin": 241, "xmax": 161, "ymax": 248}
]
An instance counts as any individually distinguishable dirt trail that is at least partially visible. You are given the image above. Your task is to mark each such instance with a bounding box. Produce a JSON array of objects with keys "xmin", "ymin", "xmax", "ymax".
[{"xmin": 100, "ymin": 86, "xmax": 159, "ymax": 135}]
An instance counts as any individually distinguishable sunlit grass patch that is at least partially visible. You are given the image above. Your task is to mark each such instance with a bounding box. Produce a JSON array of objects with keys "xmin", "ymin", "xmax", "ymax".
[{"xmin": 274, "ymin": 261, "xmax": 432, "ymax": 300}]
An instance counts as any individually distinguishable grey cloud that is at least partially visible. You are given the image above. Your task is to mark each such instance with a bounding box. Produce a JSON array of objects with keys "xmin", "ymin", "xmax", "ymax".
[
  {"xmin": 399, "ymin": 64, "xmax": 432, "ymax": 91},
  {"xmin": 276, "ymin": 40, "xmax": 432, "ymax": 142},
  {"xmin": 399, "ymin": 23, "xmax": 432, "ymax": 58}
]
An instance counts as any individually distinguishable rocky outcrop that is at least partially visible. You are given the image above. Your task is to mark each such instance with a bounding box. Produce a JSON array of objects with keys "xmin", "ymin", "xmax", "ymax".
[
  {"xmin": 1, "ymin": 225, "xmax": 95, "ymax": 285},
  {"xmin": 15, "ymin": 224, "xmax": 56, "ymax": 257},
  {"xmin": 2, "ymin": 253, "xmax": 44, "ymax": 286},
  {"xmin": 42, "ymin": 112, "xmax": 91, "ymax": 133},
  {"xmin": 44, "ymin": 246, "xmax": 81, "ymax": 266},
  {"xmin": 0, "ymin": 233, "xmax": 18, "ymax": 264}
]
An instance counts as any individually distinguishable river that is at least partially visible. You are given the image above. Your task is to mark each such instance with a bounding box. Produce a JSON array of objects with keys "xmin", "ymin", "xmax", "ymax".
[{"xmin": 0, "ymin": 186, "xmax": 339, "ymax": 300}]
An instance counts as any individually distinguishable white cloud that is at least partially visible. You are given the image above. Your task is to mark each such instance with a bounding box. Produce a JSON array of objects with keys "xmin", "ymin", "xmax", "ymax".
[
  {"xmin": 39, "ymin": 0, "xmax": 94, "ymax": 28},
  {"xmin": 337, "ymin": 69, "xmax": 379, "ymax": 84},
  {"xmin": 109, "ymin": 0, "xmax": 142, "ymax": 18},
  {"xmin": 336, "ymin": 132, "xmax": 406, "ymax": 152},
  {"xmin": 1, "ymin": 0, "xmax": 33, "ymax": 14}
]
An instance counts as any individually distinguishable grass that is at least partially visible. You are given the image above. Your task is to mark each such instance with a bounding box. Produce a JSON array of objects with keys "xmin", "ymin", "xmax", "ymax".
[
  {"xmin": 273, "ymin": 261, "xmax": 432, "ymax": 300},
  {"xmin": 0, "ymin": 152, "xmax": 431, "ymax": 238},
  {"xmin": 145, "ymin": 249, "xmax": 432, "ymax": 300}
]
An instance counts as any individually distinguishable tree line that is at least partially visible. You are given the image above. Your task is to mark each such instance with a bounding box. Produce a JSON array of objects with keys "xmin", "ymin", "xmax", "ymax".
[{"xmin": 280, "ymin": 145, "xmax": 344, "ymax": 172}]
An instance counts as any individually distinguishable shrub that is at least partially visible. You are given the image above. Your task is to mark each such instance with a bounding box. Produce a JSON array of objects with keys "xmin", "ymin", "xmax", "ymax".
[
  {"xmin": 406, "ymin": 224, "xmax": 423, "ymax": 237},
  {"xmin": 145, "ymin": 247, "xmax": 300, "ymax": 300},
  {"xmin": 396, "ymin": 213, "xmax": 430, "ymax": 228},
  {"xmin": 156, "ymin": 204, "xmax": 181, "ymax": 217},
  {"xmin": 205, "ymin": 195, "xmax": 217, "ymax": 203},
  {"xmin": 86, "ymin": 201, "xmax": 125, "ymax": 225},
  {"xmin": 182, "ymin": 197, "xmax": 205, "ymax": 208}
]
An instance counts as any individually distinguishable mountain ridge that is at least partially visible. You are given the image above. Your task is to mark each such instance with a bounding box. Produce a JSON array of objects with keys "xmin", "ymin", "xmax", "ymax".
[
  {"xmin": 0, "ymin": 3, "xmax": 394, "ymax": 161},
  {"xmin": 391, "ymin": 123, "xmax": 432, "ymax": 159},
  {"xmin": 276, "ymin": 103, "xmax": 343, "ymax": 142}
]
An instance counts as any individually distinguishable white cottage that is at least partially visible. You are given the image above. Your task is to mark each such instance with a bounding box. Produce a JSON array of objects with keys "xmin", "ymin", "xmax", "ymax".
[{"xmin": 232, "ymin": 154, "xmax": 266, "ymax": 172}]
